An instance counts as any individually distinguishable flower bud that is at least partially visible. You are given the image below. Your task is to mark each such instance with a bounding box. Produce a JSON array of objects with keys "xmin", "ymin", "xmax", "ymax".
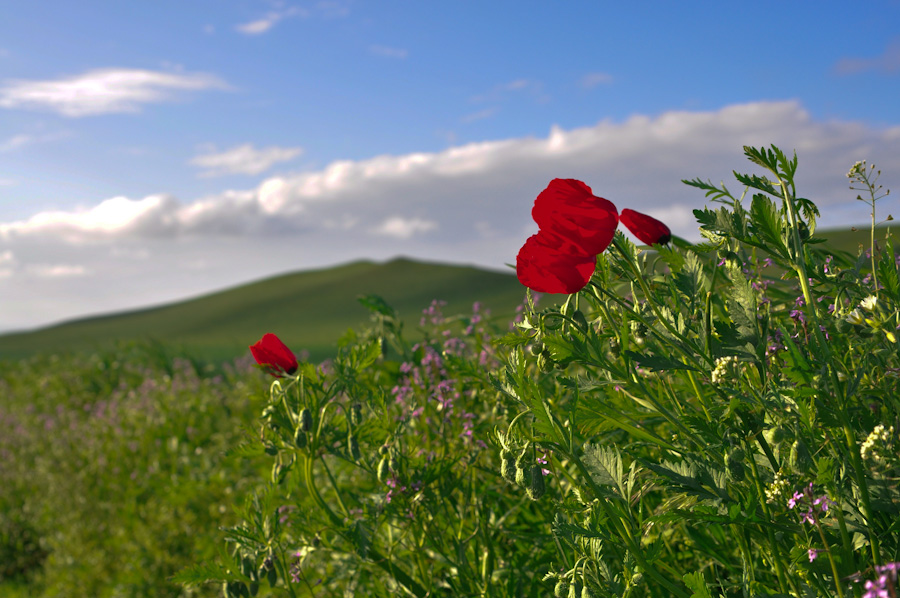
[
  {"xmin": 514, "ymin": 451, "xmax": 529, "ymax": 487},
  {"xmin": 350, "ymin": 403, "xmax": 363, "ymax": 426},
  {"xmin": 763, "ymin": 426, "xmax": 786, "ymax": 446},
  {"xmin": 530, "ymin": 342, "xmax": 544, "ymax": 356},
  {"xmin": 526, "ymin": 465, "xmax": 545, "ymax": 500},
  {"xmin": 293, "ymin": 427, "xmax": 307, "ymax": 449},
  {"xmin": 789, "ymin": 439, "xmax": 812, "ymax": 474},
  {"xmin": 377, "ymin": 456, "xmax": 390, "ymax": 483},
  {"xmin": 725, "ymin": 448, "xmax": 746, "ymax": 481},
  {"xmin": 300, "ymin": 408, "xmax": 313, "ymax": 432},
  {"xmin": 568, "ymin": 579, "xmax": 583, "ymax": 598},
  {"xmin": 500, "ymin": 450, "xmax": 517, "ymax": 484},
  {"xmin": 348, "ymin": 434, "xmax": 361, "ymax": 461},
  {"xmin": 609, "ymin": 337, "xmax": 621, "ymax": 357},
  {"xmin": 554, "ymin": 578, "xmax": 569, "ymax": 598},
  {"xmin": 581, "ymin": 583, "xmax": 596, "ymax": 598}
]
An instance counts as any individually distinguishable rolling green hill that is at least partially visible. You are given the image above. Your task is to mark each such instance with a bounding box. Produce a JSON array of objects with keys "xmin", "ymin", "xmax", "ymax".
[
  {"xmin": 0, "ymin": 224, "xmax": 891, "ymax": 363},
  {"xmin": 0, "ymin": 257, "xmax": 540, "ymax": 363}
]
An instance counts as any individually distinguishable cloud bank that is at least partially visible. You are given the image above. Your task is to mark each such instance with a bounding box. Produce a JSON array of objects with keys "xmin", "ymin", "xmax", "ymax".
[{"xmin": 1, "ymin": 100, "xmax": 898, "ymax": 330}]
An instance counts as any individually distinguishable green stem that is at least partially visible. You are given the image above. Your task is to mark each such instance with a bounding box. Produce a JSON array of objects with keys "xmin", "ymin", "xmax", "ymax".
[
  {"xmin": 814, "ymin": 518, "xmax": 845, "ymax": 598},
  {"xmin": 302, "ymin": 456, "xmax": 428, "ymax": 597}
]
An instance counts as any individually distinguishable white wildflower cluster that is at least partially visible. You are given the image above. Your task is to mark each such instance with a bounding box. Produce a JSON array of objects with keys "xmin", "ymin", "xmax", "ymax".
[
  {"xmin": 711, "ymin": 355, "xmax": 740, "ymax": 385},
  {"xmin": 765, "ymin": 470, "xmax": 791, "ymax": 504},
  {"xmin": 861, "ymin": 424, "xmax": 896, "ymax": 464},
  {"xmin": 847, "ymin": 160, "xmax": 866, "ymax": 179}
]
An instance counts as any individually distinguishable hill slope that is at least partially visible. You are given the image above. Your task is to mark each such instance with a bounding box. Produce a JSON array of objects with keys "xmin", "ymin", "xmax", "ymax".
[{"xmin": 0, "ymin": 258, "xmax": 534, "ymax": 362}]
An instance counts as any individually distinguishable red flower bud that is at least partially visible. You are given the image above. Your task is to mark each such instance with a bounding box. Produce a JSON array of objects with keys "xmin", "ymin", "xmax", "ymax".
[
  {"xmin": 516, "ymin": 231, "xmax": 596, "ymax": 294},
  {"xmin": 531, "ymin": 179, "xmax": 619, "ymax": 255},
  {"xmin": 250, "ymin": 333, "xmax": 298, "ymax": 377},
  {"xmin": 619, "ymin": 208, "xmax": 671, "ymax": 245}
]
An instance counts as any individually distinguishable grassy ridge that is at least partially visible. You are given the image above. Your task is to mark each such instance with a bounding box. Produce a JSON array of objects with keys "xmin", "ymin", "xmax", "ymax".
[
  {"xmin": 0, "ymin": 257, "xmax": 536, "ymax": 362},
  {"xmin": 0, "ymin": 225, "xmax": 888, "ymax": 362}
]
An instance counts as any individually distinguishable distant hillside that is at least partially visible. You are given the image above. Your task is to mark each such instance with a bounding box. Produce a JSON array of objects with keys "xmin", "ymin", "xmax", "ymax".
[
  {"xmin": 0, "ymin": 258, "xmax": 537, "ymax": 363},
  {"xmin": 0, "ymin": 225, "xmax": 891, "ymax": 363}
]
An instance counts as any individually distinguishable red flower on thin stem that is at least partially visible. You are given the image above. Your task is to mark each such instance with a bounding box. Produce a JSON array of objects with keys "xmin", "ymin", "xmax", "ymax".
[
  {"xmin": 516, "ymin": 231, "xmax": 597, "ymax": 294},
  {"xmin": 531, "ymin": 179, "xmax": 619, "ymax": 255},
  {"xmin": 250, "ymin": 333, "xmax": 298, "ymax": 377},
  {"xmin": 619, "ymin": 208, "xmax": 671, "ymax": 245}
]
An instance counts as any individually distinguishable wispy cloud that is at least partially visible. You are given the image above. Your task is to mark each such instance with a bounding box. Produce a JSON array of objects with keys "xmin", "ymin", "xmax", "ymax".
[
  {"xmin": 369, "ymin": 44, "xmax": 408, "ymax": 59},
  {"xmin": 190, "ymin": 144, "xmax": 304, "ymax": 177},
  {"xmin": 236, "ymin": 6, "xmax": 307, "ymax": 34},
  {"xmin": 470, "ymin": 78, "xmax": 548, "ymax": 104},
  {"xmin": 460, "ymin": 108, "xmax": 497, "ymax": 123},
  {"xmin": 580, "ymin": 72, "xmax": 613, "ymax": 88},
  {"xmin": 27, "ymin": 264, "xmax": 87, "ymax": 278},
  {"xmin": 0, "ymin": 68, "xmax": 229, "ymax": 117},
  {"xmin": 0, "ymin": 177, "xmax": 14, "ymax": 186},
  {"xmin": 834, "ymin": 40, "xmax": 900, "ymax": 75},
  {"xmin": 0, "ymin": 131, "xmax": 69, "ymax": 152}
]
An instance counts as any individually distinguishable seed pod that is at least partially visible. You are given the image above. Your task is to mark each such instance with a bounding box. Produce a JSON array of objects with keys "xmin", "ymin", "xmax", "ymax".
[
  {"xmin": 480, "ymin": 547, "xmax": 494, "ymax": 582},
  {"xmin": 526, "ymin": 464, "xmax": 545, "ymax": 500},
  {"xmin": 500, "ymin": 452, "xmax": 517, "ymax": 484},
  {"xmin": 581, "ymin": 583, "xmax": 596, "ymax": 598},
  {"xmin": 568, "ymin": 579, "xmax": 583, "ymax": 598},
  {"xmin": 554, "ymin": 578, "xmax": 569, "ymax": 598},
  {"xmin": 240, "ymin": 556, "xmax": 255, "ymax": 578},
  {"xmin": 300, "ymin": 408, "xmax": 312, "ymax": 432},
  {"xmin": 609, "ymin": 337, "xmax": 621, "ymax": 357},
  {"xmin": 271, "ymin": 462, "xmax": 282, "ymax": 485},
  {"xmin": 350, "ymin": 403, "xmax": 363, "ymax": 426},
  {"xmin": 266, "ymin": 566, "xmax": 277, "ymax": 587},
  {"xmin": 377, "ymin": 456, "xmax": 390, "ymax": 483},
  {"xmin": 248, "ymin": 581, "xmax": 259, "ymax": 597},
  {"xmin": 261, "ymin": 405, "xmax": 276, "ymax": 419},
  {"xmin": 763, "ymin": 426, "xmax": 786, "ymax": 446},
  {"xmin": 378, "ymin": 445, "xmax": 389, "ymax": 455},
  {"xmin": 389, "ymin": 456, "xmax": 399, "ymax": 472},
  {"xmin": 725, "ymin": 451, "xmax": 746, "ymax": 482},
  {"xmin": 789, "ymin": 439, "xmax": 812, "ymax": 473},
  {"xmin": 264, "ymin": 444, "xmax": 278, "ymax": 456},
  {"xmin": 348, "ymin": 434, "xmax": 361, "ymax": 461},
  {"xmin": 515, "ymin": 465, "xmax": 528, "ymax": 487},
  {"xmin": 293, "ymin": 427, "xmax": 307, "ymax": 449},
  {"xmin": 572, "ymin": 310, "xmax": 588, "ymax": 332},
  {"xmin": 514, "ymin": 451, "xmax": 529, "ymax": 487},
  {"xmin": 530, "ymin": 342, "xmax": 544, "ymax": 356},
  {"xmin": 223, "ymin": 581, "xmax": 234, "ymax": 598}
]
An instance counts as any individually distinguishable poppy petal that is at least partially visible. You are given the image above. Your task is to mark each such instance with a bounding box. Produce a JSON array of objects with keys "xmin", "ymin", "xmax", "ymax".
[
  {"xmin": 516, "ymin": 232, "xmax": 596, "ymax": 294},
  {"xmin": 250, "ymin": 333, "xmax": 298, "ymax": 377},
  {"xmin": 619, "ymin": 208, "xmax": 671, "ymax": 245},
  {"xmin": 531, "ymin": 179, "xmax": 619, "ymax": 255}
]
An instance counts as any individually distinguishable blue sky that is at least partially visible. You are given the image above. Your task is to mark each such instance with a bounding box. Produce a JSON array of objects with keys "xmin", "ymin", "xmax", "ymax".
[{"xmin": 1, "ymin": 0, "xmax": 899, "ymax": 331}]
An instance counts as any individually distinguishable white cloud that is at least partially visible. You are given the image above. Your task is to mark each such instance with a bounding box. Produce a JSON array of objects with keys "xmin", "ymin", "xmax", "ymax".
[
  {"xmin": 373, "ymin": 216, "xmax": 437, "ymax": 239},
  {"xmin": 580, "ymin": 72, "xmax": 613, "ymax": 88},
  {"xmin": 190, "ymin": 144, "xmax": 304, "ymax": 177},
  {"xmin": 0, "ymin": 68, "xmax": 228, "ymax": 117},
  {"xmin": 2, "ymin": 100, "xmax": 900, "ymax": 330},
  {"xmin": 0, "ymin": 131, "xmax": 69, "ymax": 152},
  {"xmin": 369, "ymin": 45, "xmax": 408, "ymax": 59},
  {"xmin": 27, "ymin": 264, "xmax": 87, "ymax": 278},
  {"xmin": 0, "ymin": 250, "xmax": 14, "ymax": 265},
  {"xmin": 236, "ymin": 7, "xmax": 307, "ymax": 34},
  {"xmin": 460, "ymin": 108, "xmax": 497, "ymax": 123},
  {"xmin": 834, "ymin": 39, "xmax": 900, "ymax": 75},
  {"xmin": 3, "ymin": 101, "xmax": 899, "ymax": 248}
]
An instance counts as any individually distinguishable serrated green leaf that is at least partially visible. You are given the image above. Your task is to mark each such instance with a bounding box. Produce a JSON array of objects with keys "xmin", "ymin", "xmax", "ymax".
[
  {"xmin": 357, "ymin": 293, "xmax": 396, "ymax": 317},
  {"xmin": 170, "ymin": 562, "xmax": 233, "ymax": 587},
  {"xmin": 582, "ymin": 443, "xmax": 622, "ymax": 489},
  {"xmin": 683, "ymin": 571, "xmax": 713, "ymax": 598},
  {"xmin": 624, "ymin": 350, "xmax": 698, "ymax": 372},
  {"xmin": 750, "ymin": 193, "xmax": 788, "ymax": 258}
]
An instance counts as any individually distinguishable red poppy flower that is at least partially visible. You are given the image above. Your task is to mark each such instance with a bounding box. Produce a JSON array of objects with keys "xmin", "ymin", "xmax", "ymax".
[
  {"xmin": 250, "ymin": 333, "xmax": 298, "ymax": 377},
  {"xmin": 516, "ymin": 231, "xmax": 597, "ymax": 294},
  {"xmin": 619, "ymin": 208, "xmax": 671, "ymax": 245},
  {"xmin": 531, "ymin": 179, "xmax": 619, "ymax": 255}
]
